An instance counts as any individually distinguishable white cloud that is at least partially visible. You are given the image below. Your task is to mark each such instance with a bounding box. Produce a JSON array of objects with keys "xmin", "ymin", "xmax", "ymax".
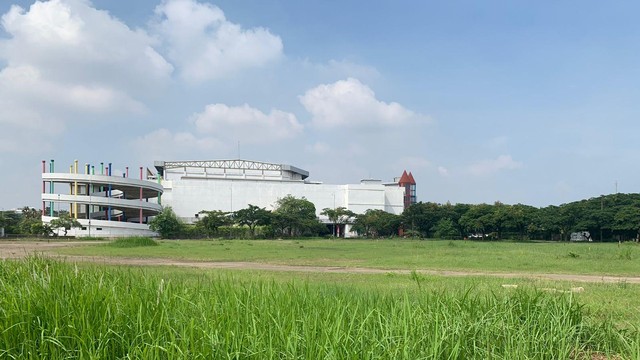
[
  {"xmin": 132, "ymin": 128, "xmax": 222, "ymax": 160},
  {"xmin": 0, "ymin": 0, "xmax": 173, "ymax": 152},
  {"xmin": 468, "ymin": 155, "xmax": 522, "ymax": 176},
  {"xmin": 438, "ymin": 166, "xmax": 450, "ymax": 177},
  {"xmin": 299, "ymin": 78, "xmax": 425, "ymax": 129},
  {"xmin": 152, "ymin": 0, "xmax": 283, "ymax": 82},
  {"xmin": 1, "ymin": 0, "xmax": 172, "ymax": 92},
  {"xmin": 193, "ymin": 103, "xmax": 303, "ymax": 144}
]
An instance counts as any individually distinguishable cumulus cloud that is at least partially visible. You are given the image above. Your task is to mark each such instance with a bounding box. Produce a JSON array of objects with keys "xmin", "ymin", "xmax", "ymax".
[
  {"xmin": 135, "ymin": 102, "xmax": 302, "ymax": 158},
  {"xmin": 152, "ymin": 0, "xmax": 283, "ymax": 82},
  {"xmin": 468, "ymin": 155, "xmax": 523, "ymax": 176},
  {"xmin": 132, "ymin": 128, "xmax": 222, "ymax": 160},
  {"xmin": 193, "ymin": 103, "xmax": 303, "ymax": 143},
  {"xmin": 0, "ymin": 0, "xmax": 173, "ymax": 151},
  {"xmin": 1, "ymin": 0, "xmax": 172, "ymax": 93},
  {"xmin": 299, "ymin": 78, "xmax": 425, "ymax": 129}
]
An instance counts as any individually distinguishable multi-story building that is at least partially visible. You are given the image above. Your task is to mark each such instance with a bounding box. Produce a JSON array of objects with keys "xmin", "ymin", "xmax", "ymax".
[{"xmin": 42, "ymin": 159, "xmax": 416, "ymax": 237}]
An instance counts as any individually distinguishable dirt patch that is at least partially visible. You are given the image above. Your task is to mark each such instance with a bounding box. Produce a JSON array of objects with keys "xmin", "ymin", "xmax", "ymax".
[
  {"xmin": 2, "ymin": 241, "xmax": 640, "ymax": 284},
  {"xmin": 0, "ymin": 240, "xmax": 108, "ymax": 259}
]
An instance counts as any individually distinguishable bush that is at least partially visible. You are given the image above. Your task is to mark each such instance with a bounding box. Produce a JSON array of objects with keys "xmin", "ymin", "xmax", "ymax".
[
  {"xmin": 149, "ymin": 207, "xmax": 184, "ymax": 239},
  {"xmin": 109, "ymin": 237, "xmax": 158, "ymax": 248}
]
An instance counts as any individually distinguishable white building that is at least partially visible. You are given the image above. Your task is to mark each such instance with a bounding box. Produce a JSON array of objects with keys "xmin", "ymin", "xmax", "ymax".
[
  {"xmin": 41, "ymin": 159, "xmax": 414, "ymax": 237},
  {"xmin": 41, "ymin": 160, "xmax": 163, "ymax": 237},
  {"xmin": 156, "ymin": 160, "xmax": 411, "ymax": 236}
]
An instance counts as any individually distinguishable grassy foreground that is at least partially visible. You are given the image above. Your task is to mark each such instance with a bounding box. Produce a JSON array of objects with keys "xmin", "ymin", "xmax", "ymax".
[
  {"xmin": 59, "ymin": 238, "xmax": 640, "ymax": 276},
  {"xmin": 1, "ymin": 257, "xmax": 639, "ymax": 359}
]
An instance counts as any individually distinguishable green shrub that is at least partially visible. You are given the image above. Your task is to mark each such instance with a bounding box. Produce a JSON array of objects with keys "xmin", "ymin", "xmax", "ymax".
[{"xmin": 108, "ymin": 236, "xmax": 158, "ymax": 248}]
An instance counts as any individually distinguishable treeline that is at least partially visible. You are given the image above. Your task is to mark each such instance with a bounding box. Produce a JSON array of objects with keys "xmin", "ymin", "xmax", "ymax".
[
  {"xmin": 0, "ymin": 207, "xmax": 82, "ymax": 237},
  {"xmin": 4, "ymin": 193, "xmax": 640, "ymax": 241},
  {"xmin": 402, "ymin": 193, "xmax": 640, "ymax": 241}
]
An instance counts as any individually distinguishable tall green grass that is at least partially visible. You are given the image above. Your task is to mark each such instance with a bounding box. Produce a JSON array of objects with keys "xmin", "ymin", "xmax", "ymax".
[
  {"xmin": 108, "ymin": 236, "xmax": 158, "ymax": 248},
  {"xmin": 0, "ymin": 257, "xmax": 637, "ymax": 359}
]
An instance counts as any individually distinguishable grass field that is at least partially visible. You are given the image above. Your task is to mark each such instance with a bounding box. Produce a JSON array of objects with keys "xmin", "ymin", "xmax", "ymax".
[
  {"xmin": 3, "ymin": 238, "xmax": 640, "ymax": 358},
  {"xmin": 1, "ymin": 256, "xmax": 639, "ymax": 359},
  {"xmin": 58, "ymin": 238, "xmax": 640, "ymax": 276}
]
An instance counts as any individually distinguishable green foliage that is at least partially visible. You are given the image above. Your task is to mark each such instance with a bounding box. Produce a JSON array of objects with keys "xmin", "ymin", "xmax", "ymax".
[
  {"xmin": 149, "ymin": 206, "xmax": 184, "ymax": 239},
  {"xmin": 29, "ymin": 222, "xmax": 53, "ymax": 237},
  {"xmin": 233, "ymin": 204, "xmax": 271, "ymax": 238},
  {"xmin": 321, "ymin": 207, "xmax": 356, "ymax": 237},
  {"xmin": 18, "ymin": 207, "xmax": 43, "ymax": 235},
  {"xmin": 49, "ymin": 213, "xmax": 82, "ymax": 236},
  {"xmin": 432, "ymin": 218, "xmax": 458, "ymax": 239},
  {"xmin": 352, "ymin": 209, "xmax": 401, "ymax": 237},
  {"xmin": 2, "ymin": 256, "xmax": 637, "ymax": 359},
  {"xmin": 400, "ymin": 193, "xmax": 640, "ymax": 242},
  {"xmin": 273, "ymin": 195, "xmax": 324, "ymax": 237},
  {"xmin": 195, "ymin": 210, "xmax": 232, "ymax": 237},
  {"xmin": 109, "ymin": 237, "xmax": 159, "ymax": 248}
]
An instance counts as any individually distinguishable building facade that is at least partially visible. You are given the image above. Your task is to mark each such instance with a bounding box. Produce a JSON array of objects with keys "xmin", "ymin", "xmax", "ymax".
[
  {"xmin": 156, "ymin": 160, "xmax": 412, "ymax": 236},
  {"xmin": 41, "ymin": 159, "xmax": 415, "ymax": 237},
  {"xmin": 41, "ymin": 160, "xmax": 163, "ymax": 237}
]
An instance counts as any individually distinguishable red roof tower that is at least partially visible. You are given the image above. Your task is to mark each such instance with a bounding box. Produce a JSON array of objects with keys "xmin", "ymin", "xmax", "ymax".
[{"xmin": 398, "ymin": 170, "xmax": 417, "ymax": 209}]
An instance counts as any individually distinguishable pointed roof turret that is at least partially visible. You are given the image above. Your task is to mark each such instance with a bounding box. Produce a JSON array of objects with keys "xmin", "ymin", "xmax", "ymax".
[
  {"xmin": 398, "ymin": 170, "xmax": 411, "ymax": 185},
  {"xmin": 407, "ymin": 172, "xmax": 416, "ymax": 185}
]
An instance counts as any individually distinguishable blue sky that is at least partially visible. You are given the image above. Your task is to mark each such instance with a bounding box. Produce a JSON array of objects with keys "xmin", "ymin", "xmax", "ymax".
[{"xmin": 1, "ymin": 0, "xmax": 639, "ymax": 209}]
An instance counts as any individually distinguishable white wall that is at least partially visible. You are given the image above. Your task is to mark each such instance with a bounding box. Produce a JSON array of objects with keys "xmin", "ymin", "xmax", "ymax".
[
  {"xmin": 42, "ymin": 217, "xmax": 157, "ymax": 238},
  {"xmin": 162, "ymin": 177, "xmax": 405, "ymax": 222}
]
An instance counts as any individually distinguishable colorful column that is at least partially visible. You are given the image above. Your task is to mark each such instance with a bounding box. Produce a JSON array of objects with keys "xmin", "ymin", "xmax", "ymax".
[
  {"xmin": 107, "ymin": 162, "xmax": 112, "ymax": 221},
  {"xmin": 49, "ymin": 160, "xmax": 54, "ymax": 217},
  {"xmin": 139, "ymin": 167, "xmax": 143, "ymax": 224},
  {"xmin": 74, "ymin": 160, "xmax": 78, "ymax": 219},
  {"xmin": 41, "ymin": 160, "xmax": 46, "ymax": 216}
]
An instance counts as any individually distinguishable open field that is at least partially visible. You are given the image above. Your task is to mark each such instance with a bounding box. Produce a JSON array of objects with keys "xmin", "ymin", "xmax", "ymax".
[
  {"xmin": 56, "ymin": 238, "xmax": 640, "ymax": 276},
  {"xmin": 1, "ymin": 256, "xmax": 639, "ymax": 359},
  {"xmin": 2, "ymin": 239, "xmax": 640, "ymax": 358}
]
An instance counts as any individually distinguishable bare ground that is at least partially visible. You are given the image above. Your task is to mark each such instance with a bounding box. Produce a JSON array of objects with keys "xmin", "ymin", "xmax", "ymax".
[{"xmin": 2, "ymin": 241, "xmax": 640, "ymax": 284}]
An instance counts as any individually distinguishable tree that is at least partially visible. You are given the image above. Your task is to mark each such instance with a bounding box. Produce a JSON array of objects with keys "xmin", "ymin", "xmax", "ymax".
[
  {"xmin": 352, "ymin": 209, "xmax": 401, "ymax": 238},
  {"xmin": 402, "ymin": 202, "xmax": 443, "ymax": 237},
  {"xmin": 30, "ymin": 222, "xmax": 53, "ymax": 237},
  {"xmin": 491, "ymin": 202, "xmax": 511, "ymax": 240},
  {"xmin": 613, "ymin": 206, "xmax": 640, "ymax": 241},
  {"xmin": 459, "ymin": 204, "xmax": 495, "ymax": 239},
  {"xmin": 321, "ymin": 207, "xmax": 356, "ymax": 237},
  {"xmin": 432, "ymin": 218, "xmax": 458, "ymax": 239},
  {"xmin": 49, "ymin": 214, "xmax": 81, "ymax": 236},
  {"xmin": 196, "ymin": 210, "xmax": 232, "ymax": 237},
  {"xmin": 508, "ymin": 204, "xmax": 537, "ymax": 240},
  {"xmin": 149, "ymin": 207, "xmax": 184, "ymax": 239},
  {"xmin": 234, "ymin": 205, "xmax": 271, "ymax": 238},
  {"xmin": 0, "ymin": 210, "xmax": 20, "ymax": 235},
  {"xmin": 273, "ymin": 195, "xmax": 323, "ymax": 237},
  {"xmin": 19, "ymin": 207, "xmax": 42, "ymax": 235}
]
